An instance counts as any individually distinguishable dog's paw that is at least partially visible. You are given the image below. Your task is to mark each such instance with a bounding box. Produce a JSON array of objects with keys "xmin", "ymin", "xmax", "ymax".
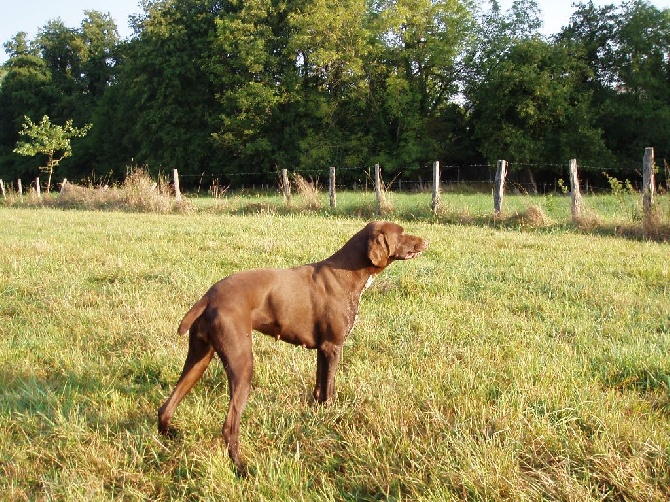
[
  {"xmin": 158, "ymin": 424, "xmax": 180, "ymax": 440},
  {"xmin": 233, "ymin": 460, "xmax": 255, "ymax": 479}
]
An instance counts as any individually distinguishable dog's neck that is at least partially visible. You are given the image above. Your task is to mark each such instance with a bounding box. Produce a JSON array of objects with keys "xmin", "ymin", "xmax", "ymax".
[{"xmin": 323, "ymin": 228, "xmax": 387, "ymax": 298}]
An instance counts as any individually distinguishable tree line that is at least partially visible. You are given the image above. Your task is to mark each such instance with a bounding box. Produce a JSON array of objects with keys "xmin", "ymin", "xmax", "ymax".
[{"xmin": 0, "ymin": 0, "xmax": 668, "ymax": 190}]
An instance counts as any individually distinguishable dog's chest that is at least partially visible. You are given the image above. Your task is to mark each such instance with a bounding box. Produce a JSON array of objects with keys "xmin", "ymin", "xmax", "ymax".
[
  {"xmin": 362, "ymin": 274, "xmax": 375, "ymax": 294},
  {"xmin": 345, "ymin": 274, "xmax": 376, "ymax": 336}
]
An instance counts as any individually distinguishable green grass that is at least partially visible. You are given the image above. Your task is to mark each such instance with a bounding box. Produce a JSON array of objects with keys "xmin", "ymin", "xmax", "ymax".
[
  {"xmin": 1, "ymin": 206, "xmax": 668, "ymax": 500},
  {"xmin": 187, "ymin": 189, "xmax": 670, "ymax": 240}
]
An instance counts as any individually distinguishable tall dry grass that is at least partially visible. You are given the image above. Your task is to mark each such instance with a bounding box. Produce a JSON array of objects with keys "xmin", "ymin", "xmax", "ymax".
[
  {"xmin": 293, "ymin": 173, "xmax": 322, "ymax": 210},
  {"xmin": 2, "ymin": 169, "xmax": 193, "ymax": 213},
  {"xmin": 58, "ymin": 170, "xmax": 193, "ymax": 212}
]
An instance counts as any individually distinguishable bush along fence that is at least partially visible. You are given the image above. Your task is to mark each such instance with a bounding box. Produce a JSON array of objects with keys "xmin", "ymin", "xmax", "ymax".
[{"xmin": 0, "ymin": 147, "xmax": 662, "ymax": 222}]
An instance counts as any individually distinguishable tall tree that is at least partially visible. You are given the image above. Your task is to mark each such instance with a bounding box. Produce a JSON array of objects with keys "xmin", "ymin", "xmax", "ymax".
[
  {"xmin": 69, "ymin": 11, "xmax": 121, "ymax": 173},
  {"xmin": 286, "ymin": 0, "xmax": 373, "ymax": 170},
  {"xmin": 560, "ymin": 0, "xmax": 670, "ymax": 171},
  {"xmin": 3, "ymin": 32, "xmax": 39, "ymax": 60},
  {"xmin": 468, "ymin": 37, "xmax": 608, "ymax": 167},
  {"xmin": 35, "ymin": 19, "xmax": 82, "ymax": 118},
  {"xmin": 211, "ymin": 0, "xmax": 301, "ymax": 179},
  {"xmin": 605, "ymin": 0, "xmax": 670, "ymax": 167},
  {"xmin": 212, "ymin": 0, "xmax": 477, "ymax": 181},
  {"xmin": 464, "ymin": 0, "xmax": 543, "ymax": 89},
  {"xmin": 464, "ymin": 0, "xmax": 612, "ymax": 188},
  {"xmin": 365, "ymin": 0, "xmax": 475, "ymax": 170},
  {"xmin": 0, "ymin": 35, "xmax": 59, "ymax": 179},
  {"xmin": 78, "ymin": 11, "xmax": 120, "ymax": 99},
  {"xmin": 0, "ymin": 13, "xmax": 120, "ymax": 181},
  {"xmin": 92, "ymin": 0, "xmax": 222, "ymax": 179}
]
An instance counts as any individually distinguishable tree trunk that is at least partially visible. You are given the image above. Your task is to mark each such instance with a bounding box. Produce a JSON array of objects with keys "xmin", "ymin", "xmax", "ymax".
[
  {"xmin": 46, "ymin": 153, "xmax": 54, "ymax": 193},
  {"xmin": 527, "ymin": 168, "xmax": 538, "ymax": 195}
]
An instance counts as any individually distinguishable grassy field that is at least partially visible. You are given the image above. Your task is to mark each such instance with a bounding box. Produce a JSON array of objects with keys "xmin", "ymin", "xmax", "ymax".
[
  {"xmin": 189, "ymin": 187, "xmax": 670, "ymax": 241},
  {"xmin": 0, "ymin": 203, "xmax": 668, "ymax": 500}
]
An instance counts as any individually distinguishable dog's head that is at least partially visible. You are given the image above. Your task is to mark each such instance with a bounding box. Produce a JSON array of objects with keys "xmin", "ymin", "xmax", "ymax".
[{"xmin": 366, "ymin": 221, "xmax": 428, "ymax": 268}]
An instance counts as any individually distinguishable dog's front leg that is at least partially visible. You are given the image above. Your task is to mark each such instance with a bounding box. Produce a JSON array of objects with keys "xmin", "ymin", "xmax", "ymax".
[
  {"xmin": 314, "ymin": 342, "xmax": 342, "ymax": 403},
  {"xmin": 313, "ymin": 349, "xmax": 327, "ymax": 403}
]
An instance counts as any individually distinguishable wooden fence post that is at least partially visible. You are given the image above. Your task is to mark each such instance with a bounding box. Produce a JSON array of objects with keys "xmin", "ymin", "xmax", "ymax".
[
  {"xmin": 17, "ymin": 179, "xmax": 23, "ymax": 196},
  {"xmin": 281, "ymin": 168, "xmax": 291, "ymax": 202},
  {"xmin": 375, "ymin": 163, "xmax": 382, "ymax": 214},
  {"xmin": 35, "ymin": 177, "xmax": 41, "ymax": 199},
  {"xmin": 642, "ymin": 147, "xmax": 655, "ymax": 215},
  {"xmin": 61, "ymin": 179, "xmax": 68, "ymax": 193},
  {"xmin": 173, "ymin": 168, "xmax": 182, "ymax": 202},
  {"xmin": 329, "ymin": 166, "xmax": 336, "ymax": 209},
  {"xmin": 0, "ymin": 179, "xmax": 5, "ymax": 200},
  {"xmin": 494, "ymin": 160, "xmax": 507, "ymax": 215},
  {"xmin": 569, "ymin": 159, "xmax": 582, "ymax": 218},
  {"xmin": 432, "ymin": 161, "xmax": 440, "ymax": 214}
]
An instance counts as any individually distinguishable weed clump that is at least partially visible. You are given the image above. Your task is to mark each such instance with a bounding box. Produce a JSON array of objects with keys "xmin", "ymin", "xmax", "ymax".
[
  {"xmin": 293, "ymin": 174, "xmax": 322, "ymax": 210},
  {"xmin": 642, "ymin": 207, "xmax": 670, "ymax": 241},
  {"xmin": 573, "ymin": 208, "xmax": 602, "ymax": 231},
  {"xmin": 498, "ymin": 203, "xmax": 552, "ymax": 228},
  {"xmin": 520, "ymin": 203, "xmax": 552, "ymax": 227}
]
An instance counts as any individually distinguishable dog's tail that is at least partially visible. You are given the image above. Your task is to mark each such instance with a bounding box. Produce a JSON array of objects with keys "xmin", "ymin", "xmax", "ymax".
[{"xmin": 177, "ymin": 296, "xmax": 208, "ymax": 335}]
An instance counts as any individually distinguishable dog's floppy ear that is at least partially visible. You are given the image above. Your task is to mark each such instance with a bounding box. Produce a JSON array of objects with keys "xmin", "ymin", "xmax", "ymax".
[
  {"xmin": 368, "ymin": 226, "xmax": 400, "ymax": 267},
  {"xmin": 368, "ymin": 231, "xmax": 388, "ymax": 267}
]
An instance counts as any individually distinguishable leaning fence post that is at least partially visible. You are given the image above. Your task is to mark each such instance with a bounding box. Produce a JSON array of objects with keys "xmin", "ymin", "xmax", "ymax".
[
  {"xmin": 173, "ymin": 168, "xmax": 182, "ymax": 202},
  {"xmin": 329, "ymin": 166, "xmax": 336, "ymax": 209},
  {"xmin": 281, "ymin": 168, "xmax": 291, "ymax": 202},
  {"xmin": 375, "ymin": 163, "xmax": 382, "ymax": 214},
  {"xmin": 642, "ymin": 147, "xmax": 655, "ymax": 215},
  {"xmin": 642, "ymin": 147, "xmax": 656, "ymax": 239},
  {"xmin": 432, "ymin": 161, "xmax": 440, "ymax": 214},
  {"xmin": 569, "ymin": 159, "xmax": 582, "ymax": 219},
  {"xmin": 494, "ymin": 160, "xmax": 507, "ymax": 215}
]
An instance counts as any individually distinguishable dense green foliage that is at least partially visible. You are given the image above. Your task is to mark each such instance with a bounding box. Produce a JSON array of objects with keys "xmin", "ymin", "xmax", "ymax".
[{"xmin": 0, "ymin": 0, "xmax": 669, "ymax": 188}]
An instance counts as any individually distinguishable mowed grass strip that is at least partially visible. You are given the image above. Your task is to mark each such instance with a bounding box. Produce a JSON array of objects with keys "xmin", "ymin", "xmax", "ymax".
[{"xmin": 0, "ymin": 207, "xmax": 668, "ymax": 500}]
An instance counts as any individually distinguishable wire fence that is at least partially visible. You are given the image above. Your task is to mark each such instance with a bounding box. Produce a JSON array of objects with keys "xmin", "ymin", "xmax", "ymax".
[
  {"xmin": 1, "ymin": 154, "xmax": 666, "ymax": 201},
  {"xmin": 171, "ymin": 160, "xmax": 665, "ymax": 196}
]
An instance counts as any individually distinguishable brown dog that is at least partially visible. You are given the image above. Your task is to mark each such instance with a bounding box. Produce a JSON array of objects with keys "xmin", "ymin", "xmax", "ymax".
[{"xmin": 158, "ymin": 221, "xmax": 428, "ymax": 472}]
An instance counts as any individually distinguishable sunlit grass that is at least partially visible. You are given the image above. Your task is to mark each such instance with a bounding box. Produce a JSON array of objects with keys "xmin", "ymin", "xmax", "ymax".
[{"xmin": 0, "ymin": 207, "xmax": 668, "ymax": 499}]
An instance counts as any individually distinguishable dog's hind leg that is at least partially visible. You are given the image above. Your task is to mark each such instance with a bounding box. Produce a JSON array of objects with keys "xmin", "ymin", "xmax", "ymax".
[
  {"xmin": 211, "ymin": 322, "xmax": 253, "ymax": 474},
  {"xmin": 158, "ymin": 330, "xmax": 215, "ymax": 436}
]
